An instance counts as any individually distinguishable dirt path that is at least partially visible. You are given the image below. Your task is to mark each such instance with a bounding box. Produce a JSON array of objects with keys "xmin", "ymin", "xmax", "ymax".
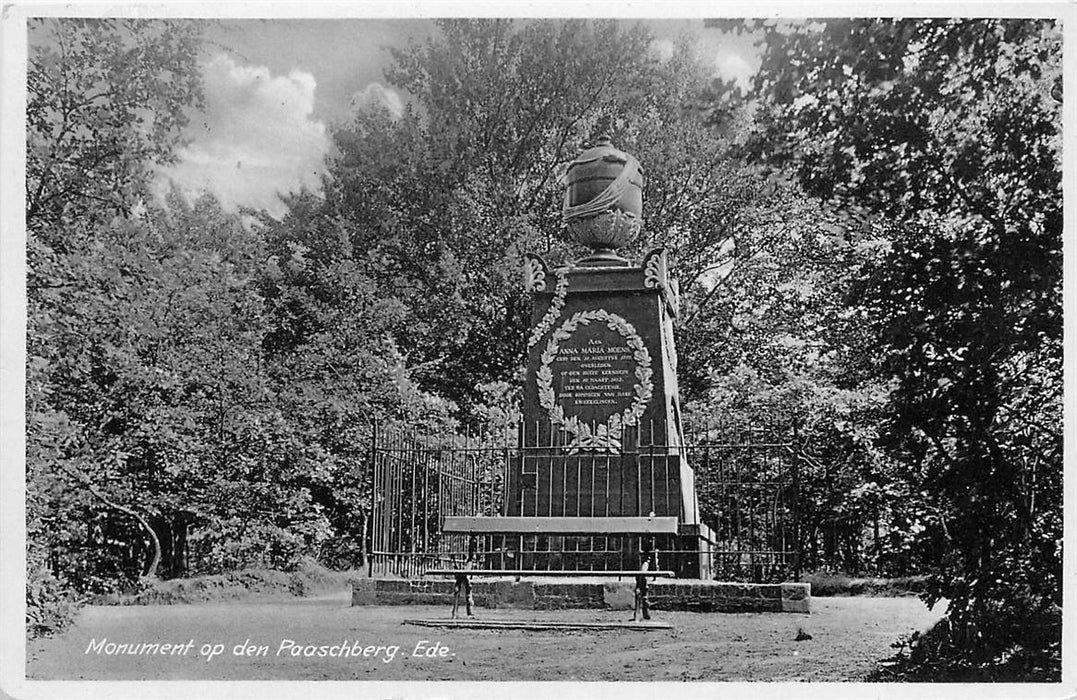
[{"xmin": 26, "ymin": 592, "xmax": 944, "ymax": 682}]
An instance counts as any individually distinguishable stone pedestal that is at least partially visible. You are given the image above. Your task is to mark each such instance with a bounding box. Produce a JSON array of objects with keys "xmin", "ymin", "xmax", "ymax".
[{"xmin": 507, "ymin": 249, "xmax": 712, "ymax": 577}]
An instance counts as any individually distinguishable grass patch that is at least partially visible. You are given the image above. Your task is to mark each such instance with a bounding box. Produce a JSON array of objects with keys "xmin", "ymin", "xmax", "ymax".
[
  {"xmin": 805, "ymin": 572, "xmax": 928, "ymax": 597},
  {"xmin": 97, "ymin": 559, "xmax": 367, "ymax": 605}
]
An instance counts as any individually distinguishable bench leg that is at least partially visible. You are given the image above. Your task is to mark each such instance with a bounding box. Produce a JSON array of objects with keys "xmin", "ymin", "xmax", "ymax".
[
  {"xmin": 452, "ymin": 575, "xmax": 474, "ymax": 619},
  {"xmin": 633, "ymin": 577, "xmax": 651, "ymax": 621}
]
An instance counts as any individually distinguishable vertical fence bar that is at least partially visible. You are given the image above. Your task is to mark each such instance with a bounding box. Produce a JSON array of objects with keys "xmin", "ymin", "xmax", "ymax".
[
  {"xmin": 391, "ymin": 429, "xmax": 400, "ymax": 575},
  {"xmin": 368, "ymin": 417, "xmax": 379, "ymax": 577},
  {"xmin": 548, "ymin": 421, "xmax": 555, "ymax": 519},
  {"xmin": 383, "ymin": 427, "xmax": 393, "ymax": 576},
  {"xmin": 383, "ymin": 428, "xmax": 392, "ymax": 577},
  {"xmin": 399, "ymin": 430, "xmax": 409, "ymax": 575},
  {"xmin": 648, "ymin": 421, "xmax": 656, "ymax": 516},
  {"xmin": 422, "ymin": 434, "xmax": 430, "ymax": 561},
  {"xmin": 562, "ymin": 430, "xmax": 568, "ymax": 517},
  {"xmin": 604, "ymin": 440, "xmax": 611, "ymax": 518},
  {"xmin": 534, "ymin": 420, "xmax": 542, "ymax": 520},
  {"xmin": 735, "ymin": 425, "xmax": 743, "ymax": 568},
  {"xmin": 589, "ymin": 446, "xmax": 596, "ymax": 519},
  {"xmin": 466, "ymin": 424, "xmax": 475, "ymax": 517},
  {"xmin": 792, "ymin": 422, "xmax": 802, "ymax": 582},
  {"xmin": 411, "ymin": 432, "xmax": 420, "ymax": 557},
  {"xmin": 437, "ymin": 433, "xmax": 445, "ymax": 561},
  {"xmin": 748, "ymin": 440, "xmax": 756, "ymax": 579}
]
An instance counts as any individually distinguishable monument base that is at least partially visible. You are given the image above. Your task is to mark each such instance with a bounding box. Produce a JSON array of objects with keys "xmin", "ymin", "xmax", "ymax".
[
  {"xmin": 675, "ymin": 522, "xmax": 717, "ymax": 580},
  {"xmin": 352, "ymin": 577, "xmax": 810, "ymax": 613}
]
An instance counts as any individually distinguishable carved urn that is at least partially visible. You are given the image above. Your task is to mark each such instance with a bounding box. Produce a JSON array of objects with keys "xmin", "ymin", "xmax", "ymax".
[{"xmin": 562, "ymin": 136, "xmax": 644, "ymax": 266}]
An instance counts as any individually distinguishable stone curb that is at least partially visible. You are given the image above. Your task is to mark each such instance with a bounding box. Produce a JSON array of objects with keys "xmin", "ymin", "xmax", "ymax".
[{"xmin": 352, "ymin": 578, "xmax": 810, "ymax": 613}]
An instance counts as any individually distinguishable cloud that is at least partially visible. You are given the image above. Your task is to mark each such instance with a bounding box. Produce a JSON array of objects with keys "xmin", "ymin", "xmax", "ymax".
[
  {"xmin": 156, "ymin": 53, "xmax": 331, "ymax": 216},
  {"xmin": 350, "ymin": 82, "xmax": 404, "ymax": 119}
]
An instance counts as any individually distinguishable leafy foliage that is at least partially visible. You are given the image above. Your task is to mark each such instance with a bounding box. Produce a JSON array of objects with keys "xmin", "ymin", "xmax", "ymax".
[
  {"xmin": 254, "ymin": 191, "xmax": 457, "ymax": 570},
  {"xmin": 319, "ymin": 20, "xmax": 681, "ymax": 408},
  {"xmin": 26, "ymin": 19, "xmax": 204, "ymax": 238},
  {"xmin": 679, "ymin": 182, "xmax": 915, "ymax": 576},
  {"xmin": 728, "ymin": 17, "xmax": 1062, "ymax": 676},
  {"xmin": 317, "ymin": 19, "xmax": 821, "ymax": 414},
  {"xmin": 26, "ymin": 18, "xmax": 209, "ymax": 634},
  {"xmin": 24, "ymin": 19, "xmax": 1063, "ymax": 683}
]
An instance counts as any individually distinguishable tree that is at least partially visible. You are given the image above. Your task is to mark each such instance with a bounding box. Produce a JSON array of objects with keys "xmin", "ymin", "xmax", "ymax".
[
  {"xmin": 28, "ymin": 194, "xmax": 277, "ymax": 583},
  {"xmin": 677, "ymin": 177, "xmax": 911, "ymax": 575},
  {"xmin": 26, "ymin": 18, "xmax": 204, "ymax": 240},
  {"xmin": 26, "ymin": 19, "xmax": 208, "ymax": 632},
  {"xmin": 255, "ymin": 191, "xmax": 458, "ymax": 569},
  {"xmin": 302, "ymin": 19, "xmax": 817, "ymax": 413},
  {"xmin": 317, "ymin": 19, "xmax": 672, "ymax": 410},
  {"xmin": 729, "ymin": 18, "xmax": 1063, "ymax": 677}
]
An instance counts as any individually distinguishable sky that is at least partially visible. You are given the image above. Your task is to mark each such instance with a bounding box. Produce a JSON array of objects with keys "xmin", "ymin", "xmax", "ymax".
[{"xmin": 146, "ymin": 19, "xmax": 759, "ymax": 216}]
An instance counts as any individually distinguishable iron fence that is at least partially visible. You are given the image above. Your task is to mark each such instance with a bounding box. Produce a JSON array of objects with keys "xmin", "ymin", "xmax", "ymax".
[
  {"xmin": 685, "ymin": 421, "xmax": 800, "ymax": 582},
  {"xmin": 367, "ymin": 417, "xmax": 799, "ymax": 581}
]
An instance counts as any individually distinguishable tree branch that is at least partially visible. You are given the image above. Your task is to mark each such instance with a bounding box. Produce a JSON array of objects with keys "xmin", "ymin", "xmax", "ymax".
[{"xmin": 54, "ymin": 460, "xmax": 161, "ymax": 579}]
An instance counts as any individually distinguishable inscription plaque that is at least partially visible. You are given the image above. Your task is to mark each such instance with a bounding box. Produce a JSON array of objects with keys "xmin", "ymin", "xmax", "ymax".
[
  {"xmin": 555, "ymin": 330, "xmax": 635, "ymax": 413},
  {"xmin": 536, "ymin": 308, "xmax": 653, "ymax": 452}
]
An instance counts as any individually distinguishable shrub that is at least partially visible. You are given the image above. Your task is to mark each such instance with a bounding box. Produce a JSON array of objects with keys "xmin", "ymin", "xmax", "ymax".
[
  {"xmin": 26, "ymin": 568, "xmax": 77, "ymax": 639},
  {"xmin": 872, "ymin": 603, "xmax": 1062, "ymax": 682},
  {"xmin": 804, "ymin": 571, "xmax": 928, "ymax": 597}
]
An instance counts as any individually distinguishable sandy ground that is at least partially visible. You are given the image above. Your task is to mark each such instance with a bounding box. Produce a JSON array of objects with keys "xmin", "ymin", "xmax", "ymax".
[{"xmin": 25, "ymin": 591, "xmax": 944, "ymax": 682}]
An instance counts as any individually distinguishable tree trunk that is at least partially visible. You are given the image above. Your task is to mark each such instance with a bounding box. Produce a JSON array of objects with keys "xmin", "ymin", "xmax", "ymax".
[
  {"xmin": 873, "ymin": 510, "xmax": 881, "ymax": 573},
  {"xmin": 174, "ymin": 515, "xmax": 188, "ymax": 577},
  {"xmin": 57, "ymin": 462, "xmax": 161, "ymax": 579},
  {"xmin": 151, "ymin": 514, "xmax": 189, "ymax": 578},
  {"xmin": 152, "ymin": 517, "xmax": 173, "ymax": 577}
]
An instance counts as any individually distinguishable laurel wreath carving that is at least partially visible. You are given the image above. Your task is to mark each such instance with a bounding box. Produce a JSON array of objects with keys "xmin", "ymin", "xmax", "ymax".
[
  {"xmin": 526, "ymin": 267, "xmax": 569, "ymax": 349},
  {"xmin": 536, "ymin": 309, "xmax": 653, "ymax": 454}
]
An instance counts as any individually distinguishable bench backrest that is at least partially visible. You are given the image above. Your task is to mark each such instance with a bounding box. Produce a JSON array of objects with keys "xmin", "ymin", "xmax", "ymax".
[{"xmin": 441, "ymin": 515, "xmax": 678, "ymax": 536}]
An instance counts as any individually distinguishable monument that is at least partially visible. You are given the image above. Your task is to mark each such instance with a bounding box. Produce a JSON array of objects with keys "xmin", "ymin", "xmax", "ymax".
[
  {"xmin": 498, "ymin": 136, "xmax": 716, "ymax": 577},
  {"xmin": 363, "ymin": 137, "xmax": 809, "ymax": 610}
]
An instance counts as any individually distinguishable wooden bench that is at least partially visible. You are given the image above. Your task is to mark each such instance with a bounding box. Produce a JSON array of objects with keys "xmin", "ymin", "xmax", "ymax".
[
  {"xmin": 428, "ymin": 515, "xmax": 679, "ymax": 618},
  {"xmin": 424, "ymin": 569, "xmax": 675, "ymax": 578},
  {"xmin": 441, "ymin": 515, "xmax": 679, "ymax": 535}
]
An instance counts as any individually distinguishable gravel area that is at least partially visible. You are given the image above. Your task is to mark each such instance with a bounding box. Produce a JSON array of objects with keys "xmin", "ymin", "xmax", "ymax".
[{"xmin": 26, "ymin": 591, "xmax": 945, "ymax": 682}]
